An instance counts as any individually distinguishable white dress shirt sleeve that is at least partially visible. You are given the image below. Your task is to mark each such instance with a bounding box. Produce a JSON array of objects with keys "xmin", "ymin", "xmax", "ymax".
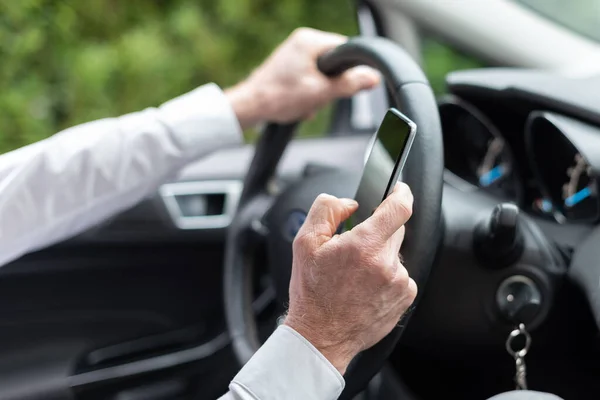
[
  {"xmin": 219, "ymin": 325, "xmax": 345, "ymax": 400},
  {"xmin": 488, "ymin": 391, "xmax": 563, "ymax": 400},
  {"xmin": 0, "ymin": 83, "xmax": 243, "ymax": 267}
]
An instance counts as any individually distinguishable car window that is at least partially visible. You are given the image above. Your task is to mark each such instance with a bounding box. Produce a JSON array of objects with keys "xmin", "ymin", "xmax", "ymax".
[
  {"xmin": 0, "ymin": 1, "xmax": 359, "ymax": 153},
  {"xmin": 422, "ymin": 37, "xmax": 485, "ymax": 95},
  {"xmin": 513, "ymin": 0, "xmax": 600, "ymax": 43}
]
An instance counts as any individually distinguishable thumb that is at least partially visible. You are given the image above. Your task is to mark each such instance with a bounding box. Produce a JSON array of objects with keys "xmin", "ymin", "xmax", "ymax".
[
  {"xmin": 297, "ymin": 194, "xmax": 358, "ymax": 245},
  {"xmin": 330, "ymin": 66, "xmax": 380, "ymax": 98}
]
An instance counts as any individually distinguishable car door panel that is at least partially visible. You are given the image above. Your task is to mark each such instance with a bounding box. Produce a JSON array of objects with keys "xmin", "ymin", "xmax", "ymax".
[{"xmin": 0, "ymin": 137, "xmax": 368, "ymax": 399}]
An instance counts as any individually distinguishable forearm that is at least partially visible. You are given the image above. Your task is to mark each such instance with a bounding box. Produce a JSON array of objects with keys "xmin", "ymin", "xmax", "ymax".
[{"xmin": 0, "ymin": 83, "xmax": 243, "ymax": 267}]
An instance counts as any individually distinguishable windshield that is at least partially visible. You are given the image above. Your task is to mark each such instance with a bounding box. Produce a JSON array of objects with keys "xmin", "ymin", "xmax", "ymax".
[{"xmin": 514, "ymin": 0, "xmax": 600, "ymax": 42}]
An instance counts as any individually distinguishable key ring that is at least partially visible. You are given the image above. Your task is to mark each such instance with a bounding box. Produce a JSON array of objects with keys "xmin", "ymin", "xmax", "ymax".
[{"xmin": 506, "ymin": 323, "xmax": 531, "ymax": 358}]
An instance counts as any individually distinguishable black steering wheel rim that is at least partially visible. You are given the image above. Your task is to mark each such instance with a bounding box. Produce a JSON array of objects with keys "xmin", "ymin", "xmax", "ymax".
[{"xmin": 224, "ymin": 36, "xmax": 444, "ymax": 398}]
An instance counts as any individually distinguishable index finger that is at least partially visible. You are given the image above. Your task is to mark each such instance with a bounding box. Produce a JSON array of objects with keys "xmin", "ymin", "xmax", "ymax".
[{"xmin": 355, "ymin": 182, "xmax": 413, "ymax": 242}]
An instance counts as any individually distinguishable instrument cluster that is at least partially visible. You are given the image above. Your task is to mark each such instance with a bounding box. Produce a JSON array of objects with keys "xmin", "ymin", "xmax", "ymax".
[{"xmin": 440, "ymin": 97, "xmax": 600, "ymax": 224}]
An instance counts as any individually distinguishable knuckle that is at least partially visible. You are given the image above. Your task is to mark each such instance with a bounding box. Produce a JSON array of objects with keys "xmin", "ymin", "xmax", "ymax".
[
  {"xmin": 355, "ymin": 222, "xmax": 380, "ymax": 243},
  {"xmin": 292, "ymin": 27, "xmax": 314, "ymax": 42},
  {"xmin": 408, "ymin": 188, "xmax": 414, "ymax": 204},
  {"xmin": 407, "ymin": 278, "xmax": 418, "ymax": 301},
  {"xmin": 396, "ymin": 182, "xmax": 414, "ymax": 207},
  {"xmin": 292, "ymin": 232, "xmax": 310, "ymax": 251},
  {"xmin": 353, "ymin": 222, "xmax": 371, "ymax": 237},
  {"xmin": 304, "ymin": 77, "xmax": 325, "ymax": 98},
  {"xmin": 350, "ymin": 240, "xmax": 380, "ymax": 268},
  {"xmin": 397, "ymin": 181, "xmax": 411, "ymax": 193},
  {"xmin": 315, "ymin": 193, "xmax": 334, "ymax": 206},
  {"xmin": 291, "ymin": 237, "xmax": 302, "ymax": 253},
  {"xmin": 395, "ymin": 195, "xmax": 413, "ymax": 220},
  {"xmin": 366, "ymin": 252, "xmax": 396, "ymax": 281},
  {"xmin": 312, "ymin": 193, "xmax": 338, "ymax": 215},
  {"xmin": 380, "ymin": 262, "xmax": 398, "ymax": 283},
  {"xmin": 394, "ymin": 264, "xmax": 410, "ymax": 286}
]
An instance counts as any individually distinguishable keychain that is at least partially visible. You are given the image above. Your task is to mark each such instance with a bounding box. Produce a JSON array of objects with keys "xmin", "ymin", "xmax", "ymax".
[{"xmin": 505, "ymin": 323, "xmax": 531, "ymax": 390}]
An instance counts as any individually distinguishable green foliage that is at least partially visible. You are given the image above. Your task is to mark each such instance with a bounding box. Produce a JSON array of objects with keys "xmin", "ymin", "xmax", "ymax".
[
  {"xmin": 0, "ymin": 0, "xmax": 482, "ymax": 154},
  {"xmin": 422, "ymin": 38, "xmax": 485, "ymax": 95},
  {"xmin": 0, "ymin": 0, "xmax": 358, "ymax": 153}
]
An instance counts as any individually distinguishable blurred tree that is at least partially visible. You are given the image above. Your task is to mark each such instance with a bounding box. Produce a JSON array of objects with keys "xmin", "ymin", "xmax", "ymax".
[
  {"xmin": 0, "ymin": 0, "xmax": 481, "ymax": 154},
  {"xmin": 422, "ymin": 38, "xmax": 484, "ymax": 95},
  {"xmin": 0, "ymin": 0, "xmax": 358, "ymax": 153}
]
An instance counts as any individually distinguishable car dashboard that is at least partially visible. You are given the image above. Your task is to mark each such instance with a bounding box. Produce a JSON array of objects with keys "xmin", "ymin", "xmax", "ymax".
[
  {"xmin": 439, "ymin": 69, "xmax": 600, "ymax": 249},
  {"xmin": 441, "ymin": 92, "xmax": 600, "ymax": 225}
]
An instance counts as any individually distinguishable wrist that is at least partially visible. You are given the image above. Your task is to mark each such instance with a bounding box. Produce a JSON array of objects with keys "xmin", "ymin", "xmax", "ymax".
[
  {"xmin": 225, "ymin": 80, "xmax": 269, "ymax": 130},
  {"xmin": 284, "ymin": 314, "xmax": 359, "ymax": 375}
]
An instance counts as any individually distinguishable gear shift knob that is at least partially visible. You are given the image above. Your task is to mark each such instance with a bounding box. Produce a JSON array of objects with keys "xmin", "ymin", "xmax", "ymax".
[{"xmin": 474, "ymin": 203, "xmax": 524, "ymax": 268}]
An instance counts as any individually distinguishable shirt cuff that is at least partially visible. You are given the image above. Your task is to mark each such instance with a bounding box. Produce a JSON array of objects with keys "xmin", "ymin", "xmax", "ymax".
[
  {"xmin": 230, "ymin": 325, "xmax": 345, "ymax": 400},
  {"xmin": 158, "ymin": 83, "xmax": 244, "ymax": 161},
  {"xmin": 488, "ymin": 391, "xmax": 564, "ymax": 400}
]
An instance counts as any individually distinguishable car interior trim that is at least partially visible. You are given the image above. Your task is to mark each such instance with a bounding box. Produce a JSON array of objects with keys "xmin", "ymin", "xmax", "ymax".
[
  {"xmin": 159, "ymin": 180, "xmax": 243, "ymax": 230},
  {"xmin": 69, "ymin": 333, "xmax": 229, "ymax": 388}
]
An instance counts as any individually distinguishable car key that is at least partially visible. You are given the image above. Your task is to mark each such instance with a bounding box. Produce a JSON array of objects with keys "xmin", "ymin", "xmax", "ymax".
[{"xmin": 505, "ymin": 323, "xmax": 531, "ymax": 390}]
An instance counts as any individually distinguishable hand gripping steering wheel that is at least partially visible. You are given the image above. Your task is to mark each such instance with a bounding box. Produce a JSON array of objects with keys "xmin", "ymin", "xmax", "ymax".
[{"xmin": 224, "ymin": 37, "xmax": 444, "ymax": 398}]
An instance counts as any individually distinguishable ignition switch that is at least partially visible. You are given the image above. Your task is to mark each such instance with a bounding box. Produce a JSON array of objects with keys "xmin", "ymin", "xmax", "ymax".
[{"xmin": 496, "ymin": 275, "xmax": 542, "ymax": 325}]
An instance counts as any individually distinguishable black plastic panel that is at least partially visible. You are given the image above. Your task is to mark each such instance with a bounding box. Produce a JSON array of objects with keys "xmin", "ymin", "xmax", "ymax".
[{"xmin": 447, "ymin": 68, "xmax": 600, "ymax": 127}]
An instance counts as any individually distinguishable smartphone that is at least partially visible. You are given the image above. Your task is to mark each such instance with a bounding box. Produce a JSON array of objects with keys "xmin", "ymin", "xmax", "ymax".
[{"xmin": 344, "ymin": 108, "xmax": 416, "ymax": 231}]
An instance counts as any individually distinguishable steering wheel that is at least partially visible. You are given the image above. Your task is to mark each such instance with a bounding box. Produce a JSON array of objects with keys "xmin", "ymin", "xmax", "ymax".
[{"xmin": 224, "ymin": 36, "xmax": 443, "ymax": 398}]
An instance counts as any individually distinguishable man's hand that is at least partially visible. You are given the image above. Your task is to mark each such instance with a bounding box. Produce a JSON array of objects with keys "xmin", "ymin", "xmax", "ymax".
[
  {"xmin": 284, "ymin": 183, "xmax": 417, "ymax": 375},
  {"xmin": 226, "ymin": 28, "xmax": 380, "ymax": 129}
]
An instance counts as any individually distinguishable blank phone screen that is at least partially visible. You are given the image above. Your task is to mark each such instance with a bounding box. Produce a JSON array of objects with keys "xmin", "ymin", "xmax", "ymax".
[{"xmin": 344, "ymin": 109, "xmax": 413, "ymax": 231}]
